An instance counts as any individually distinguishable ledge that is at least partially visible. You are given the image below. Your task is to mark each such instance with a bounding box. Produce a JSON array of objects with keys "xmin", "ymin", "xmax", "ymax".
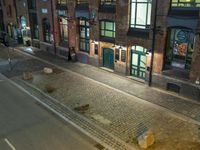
[{"xmin": 127, "ymin": 28, "xmax": 150, "ymax": 39}]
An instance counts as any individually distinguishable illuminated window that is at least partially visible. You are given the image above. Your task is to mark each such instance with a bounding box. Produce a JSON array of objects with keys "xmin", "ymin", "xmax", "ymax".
[
  {"xmin": 171, "ymin": 0, "xmax": 200, "ymax": 7},
  {"xmin": 79, "ymin": 19, "xmax": 90, "ymax": 53},
  {"xmin": 130, "ymin": 0, "xmax": 152, "ymax": 29},
  {"xmin": 57, "ymin": 0, "xmax": 66, "ymax": 5},
  {"xmin": 100, "ymin": 0, "xmax": 116, "ymax": 6},
  {"xmin": 165, "ymin": 28, "xmax": 194, "ymax": 70},
  {"xmin": 100, "ymin": 21, "xmax": 115, "ymax": 38}
]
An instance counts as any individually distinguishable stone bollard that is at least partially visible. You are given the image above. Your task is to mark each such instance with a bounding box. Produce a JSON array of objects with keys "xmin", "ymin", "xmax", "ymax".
[
  {"xmin": 22, "ymin": 72, "xmax": 33, "ymax": 80},
  {"xmin": 137, "ymin": 129, "xmax": 155, "ymax": 149},
  {"xmin": 43, "ymin": 67, "xmax": 53, "ymax": 74}
]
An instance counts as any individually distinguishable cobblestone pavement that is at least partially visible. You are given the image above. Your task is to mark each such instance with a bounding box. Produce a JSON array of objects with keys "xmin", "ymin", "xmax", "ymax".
[
  {"xmin": 17, "ymin": 46, "xmax": 200, "ymax": 122},
  {"xmin": 1, "ymin": 45, "xmax": 200, "ymax": 149}
]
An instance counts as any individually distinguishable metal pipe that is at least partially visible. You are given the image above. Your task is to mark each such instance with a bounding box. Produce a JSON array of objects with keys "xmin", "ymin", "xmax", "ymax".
[
  {"xmin": 149, "ymin": 0, "xmax": 158, "ymax": 86},
  {"xmin": 50, "ymin": 0, "xmax": 57, "ymax": 55}
]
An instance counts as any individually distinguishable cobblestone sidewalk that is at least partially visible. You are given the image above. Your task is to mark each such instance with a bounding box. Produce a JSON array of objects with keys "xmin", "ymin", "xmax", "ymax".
[
  {"xmin": 17, "ymin": 46, "xmax": 200, "ymax": 123},
  {"xmin": 12, "ymin": 46, "xmax": 200, "ymax": 149}
]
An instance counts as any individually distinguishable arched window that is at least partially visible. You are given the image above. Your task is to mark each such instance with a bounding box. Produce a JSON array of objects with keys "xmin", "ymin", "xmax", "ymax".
[
  {"xmin": 42, "ymin": 18, "xmax": 51, "ymax": 43},
  {"xmin": 131, "ymin": 45, "xmax": 147, "ymax": 79}
]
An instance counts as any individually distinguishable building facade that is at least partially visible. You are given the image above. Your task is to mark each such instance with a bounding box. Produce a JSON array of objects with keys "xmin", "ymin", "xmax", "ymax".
[{"xmin": 0, "ymin": 0, "xmax": 200, "ymax": 100}]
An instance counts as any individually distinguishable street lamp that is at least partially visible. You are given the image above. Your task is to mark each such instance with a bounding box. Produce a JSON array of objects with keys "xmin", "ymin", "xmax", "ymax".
[{"xmin": 148, "ymin": 0, "xmax": 158, "ymax": 86}]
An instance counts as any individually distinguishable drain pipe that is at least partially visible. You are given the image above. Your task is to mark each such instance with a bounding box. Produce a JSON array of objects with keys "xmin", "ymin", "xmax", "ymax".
[{"xmin": 149, "ymin": 0, "xmax": 158, "ymax": 87}]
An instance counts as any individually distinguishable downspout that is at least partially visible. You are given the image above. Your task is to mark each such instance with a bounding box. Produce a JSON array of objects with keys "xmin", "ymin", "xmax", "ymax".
[{"xmin": 149, "ymin": 0, "xmax": 158, "ymax": 86}]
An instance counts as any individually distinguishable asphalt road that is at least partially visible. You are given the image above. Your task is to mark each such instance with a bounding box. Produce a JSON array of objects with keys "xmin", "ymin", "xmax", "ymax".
[{"xmin": 0, "ymin": 74, "xmax": 99, "ymax": 150}]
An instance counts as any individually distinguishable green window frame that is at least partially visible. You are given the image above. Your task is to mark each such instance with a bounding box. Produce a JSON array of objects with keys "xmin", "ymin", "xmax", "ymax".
[
  {"xmin": 79, "ymin": 19, "xmax": 90, "ymax": 53},
  {"xmin": 100, "ymin": 21, "xmax": 115, "ymax": 38},
  {"xmin": 130, "ymin": 0, "xmax": 152, "ymax": 29},
  {"xmin": 42, "ymin": 18, "xmax": 51, "ymax": 43},
  {"xmin": 171, "ymin": 0, "xmax": 200, "ymax": 7}
]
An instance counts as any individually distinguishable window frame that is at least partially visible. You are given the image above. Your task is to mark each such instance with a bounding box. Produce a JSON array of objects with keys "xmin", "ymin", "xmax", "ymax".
[
  {"xmin": 100, "ymin": 20, "xmax": 115, "ymax": 39},
  {"xmin": 79, "ymin": 19, "xmax": 90, "ymax": 53},
  {"xmin": 130, "ymin": 0, "xmax": 152, "ymax": 29},
  {"xmin": 171, "ymin": 0, "xmax": 200, "ymax": 7}
]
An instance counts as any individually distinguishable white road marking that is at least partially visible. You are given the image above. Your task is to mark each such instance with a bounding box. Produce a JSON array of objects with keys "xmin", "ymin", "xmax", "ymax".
[{"xmin": 4, "ymin": 138, "xmax": 16, "ymax": 150}]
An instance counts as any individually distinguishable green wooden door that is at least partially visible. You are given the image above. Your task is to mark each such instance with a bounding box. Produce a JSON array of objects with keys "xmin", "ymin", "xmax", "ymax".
[
  {"xmin": 103, "ymin": 48, "xmax": 114, "ymax": 70},
  {"xmin": 131, "ymin": 51, "xmax": 146, "ymax": 79}
]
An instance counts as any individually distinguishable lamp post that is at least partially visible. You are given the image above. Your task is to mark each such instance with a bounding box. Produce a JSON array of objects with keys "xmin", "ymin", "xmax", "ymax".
[
  {"xmin": 50, "ymin": 0, "xmax": 57, "ymax": 55},
  {"xmin": 149, "ymin": 0, "xmax": 158, "ymax": 86}
]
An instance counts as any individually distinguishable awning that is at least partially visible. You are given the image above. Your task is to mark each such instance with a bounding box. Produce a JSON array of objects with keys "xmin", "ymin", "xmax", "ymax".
[
  {"xmin": 75, "ymin": 10, "xmax": 89, "ymax": 19},
  {"xmin": 167, "ymin": 16, "xmax": 198, "ymax": 31}
]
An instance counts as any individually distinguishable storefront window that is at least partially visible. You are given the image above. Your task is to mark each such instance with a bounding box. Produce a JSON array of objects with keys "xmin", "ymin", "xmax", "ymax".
[{"xmin": 166, "ymin": 28, "xmax": 194, "ymax": 70}]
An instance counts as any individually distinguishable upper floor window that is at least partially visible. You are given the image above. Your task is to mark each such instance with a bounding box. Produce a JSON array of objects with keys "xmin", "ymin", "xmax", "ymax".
[
  {"xmin": 100, "ymin": 20, "xmax": 115, "ymax": 38},
  {"xmin": 27, "ymin": 0, "xmax": 36, "ymax": 9},
  {"xmin": 130, "ymin": 0, "xmax": 152, "ymax": 29},
  {"xmin": 77, "ymin": 0, "xmax": 88, "ymax": 5},
  {"xmin": 100, "ymin": 0, "xmax": 116, "ymax": 6},
  {"xmin": 171, "ymin": 0, "xmax": 200, "ymax": 7},
  {"xmin": 42, "ymin": 18, "xmax": 51, "ymax": 43},
  {"xmin": 57, "ymin": 0, "xmax": 66, "ymax": 5},
  {"xmin": 7, "ymin": 5, "xmax": 12, "ymax": 17}
]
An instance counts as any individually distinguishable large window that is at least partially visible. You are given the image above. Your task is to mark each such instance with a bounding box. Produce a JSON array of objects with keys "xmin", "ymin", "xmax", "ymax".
[
  {"xmin": 79, "ymin": 19, "xmax": 90, "ymax": 53},
  {"xmin": 42, "ymin": 18, "xmax": 51, "ymax": 43},
  {"xmin": 27, "ymin": 0, "xmax": 36, "ymax": 9},
  {"xmin": 57, "ymin": 0, "xmax": 66, "ymax": 5},
  {"xmin": 77, "ymin": 0, "xmax": 88, "ymax": 5},
  {"xmin": 59, "ymin": 18, "xmax": 68, "ymax": 43},
  {"xmin": 171, "ymin": 0, "xmax": 200, "ymax": 7},
  {"xmin": 130, "ymin": 0, "xmax": 152, "ymax": 29},
  {"xmin": 29, "ymin": 13, "xmax": 39, "ymax": 39},
  {"xmin": 165, "ymin": 28, "xmax": 194, "ymax": 70},
  {"xmin": 100, "ymin": 21, "xmax": 115, "ymax": 38},
  {"xmin": 100, "ymin": 0, "xmax": 116, "ymax": 5}
]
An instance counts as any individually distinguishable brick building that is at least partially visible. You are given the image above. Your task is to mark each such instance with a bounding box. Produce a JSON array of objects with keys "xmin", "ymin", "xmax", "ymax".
[{"xmin": 0, "ymin": 0, "xmax": 200, "ymax": 99}]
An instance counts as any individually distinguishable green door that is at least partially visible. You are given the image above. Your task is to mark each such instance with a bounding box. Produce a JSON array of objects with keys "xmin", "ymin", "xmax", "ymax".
[
  {"xmin": 131, "ymin": 46, "xmax": 147, "ymax": 79},
  {"xmin": 103, "ymin": 48, "xmax": 114, "ymax": 70}
]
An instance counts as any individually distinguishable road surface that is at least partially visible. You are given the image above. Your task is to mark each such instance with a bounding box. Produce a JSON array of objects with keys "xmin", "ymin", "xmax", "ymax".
[{"xmin": 0, "ymin": 74, "xmax": 99, "ymax": 150}]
